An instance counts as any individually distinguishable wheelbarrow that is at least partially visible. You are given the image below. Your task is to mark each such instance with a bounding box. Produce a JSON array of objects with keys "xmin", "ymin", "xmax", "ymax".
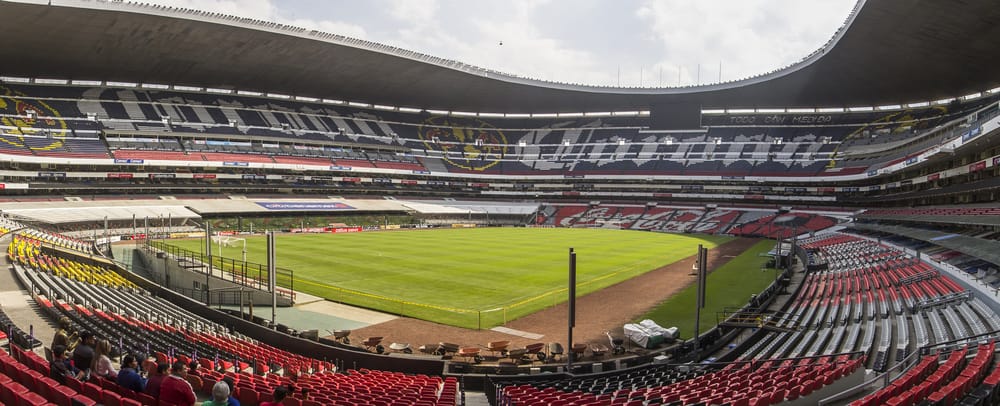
[
  {"xmin": 457, "ymin": 347, "xmax": 483, "ymax": 364},
  {"xmin": 437, "ymin": 342, "xmax": 460, "ymax": 357},
  {"xmin": 525, "ymin": 342, "xmax": 546, "ymax": 362},
  {"xmin": 418, "ymin": 343, "xmax": 441, "ymax": 355},
  {"xmin": 326, "ymin": 329, "xmax": 350, "ymax": 345},
  {"xmin": 505, "ymin": 347, "xmax": 527, "ymax": 364},
  {"xmin": 590, "ymin": 342, "xmax": 609, "ymax": 358},
  {"xmin": 362, "ymin": 336, "xmax": 384, "ymax": 354},
  {"xmin": 548, "ymin": 342, "xmax": 564, "ymax": 362},
  {"xmin": 388, "ymin": 342, "xmax": 412, "ymax": 354},
  {"xmin": 421, "ymin": 342, "xmax": 461, "ymax": 357},
  {"xmin": 484, "ymin": 340, "xmax": 510, "ymax": 357}
]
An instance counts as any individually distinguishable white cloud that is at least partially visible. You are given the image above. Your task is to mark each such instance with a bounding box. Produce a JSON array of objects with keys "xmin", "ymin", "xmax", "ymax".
[
  {"xmin": 140, "ymin": 0, "xmax": 368, "ymax": 39},
  {"xmin": 636, "ymin": 0, "xmax": 856, "ymax": 86},
  {"xmin": 120, "ymin": 0, "xmax": 857, "ymax": 88},
  {"xmin": 377, "ymin": 0, "xmax": 604, "ymax": 85},
  {"xmin": 283, "ymin": 17, "xmax": 368, "ymax": 39},
  {"xmin": 386, "ymin": 0, "xmax": 439, "ymax": 23},
  {"xmin": 138, "ymin": 0, "xmax": 275, "ymax": 19}
]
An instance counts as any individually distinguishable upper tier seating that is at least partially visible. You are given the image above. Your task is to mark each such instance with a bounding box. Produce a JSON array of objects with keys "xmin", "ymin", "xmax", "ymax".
[
  {"xmin": 536, "ymin": 204, "xmax": 751, "ymax": 235},
  {"xmin": 728, "ymin": 212, "xmax": 837, "ymax": 239},
  {"xmin": 860, "ymin": 207, "xmax": 1000, "ymax": 219},
  {"xmin": 4, "ymin": 82, "xmax": 997, "ymax": 178}
]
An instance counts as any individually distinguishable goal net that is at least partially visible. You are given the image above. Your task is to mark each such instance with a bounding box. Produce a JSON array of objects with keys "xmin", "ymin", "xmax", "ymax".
[{"xmin": 212, "ymin": 235, "xmax": 245, "ymax": 247}]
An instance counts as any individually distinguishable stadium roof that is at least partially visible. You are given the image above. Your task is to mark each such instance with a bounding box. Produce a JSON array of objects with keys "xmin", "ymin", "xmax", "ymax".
[{"xmin": 2, "ymin": 0, "xmax": 999, "ymax": 113}]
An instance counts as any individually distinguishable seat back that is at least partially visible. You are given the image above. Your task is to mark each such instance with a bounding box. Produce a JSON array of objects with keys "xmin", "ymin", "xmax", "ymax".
[
  {"xmin": 102, "ymin": 389, "xmax": 123, "ymax": 406},
  {"xmin": 237, "ymin": 386, "xmax": 259, "ymax": 406}
]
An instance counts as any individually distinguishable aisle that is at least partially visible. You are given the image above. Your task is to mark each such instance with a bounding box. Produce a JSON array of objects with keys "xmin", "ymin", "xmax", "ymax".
[{"xmin": 0, "ymin": 234, "xmax": 57, "ymax": 350}]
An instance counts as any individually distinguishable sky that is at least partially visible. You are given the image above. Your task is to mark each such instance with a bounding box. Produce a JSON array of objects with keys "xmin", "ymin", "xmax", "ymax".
[{"xmin": 80, "ymin": 0, "xmax": 858, "ymax": 88}]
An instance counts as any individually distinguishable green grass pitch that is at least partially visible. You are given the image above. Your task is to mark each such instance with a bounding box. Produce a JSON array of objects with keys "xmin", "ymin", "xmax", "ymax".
[
  {"xmin": 165, "ymin": 228, "xmax": 734, "ymax": 329},
  {"xmin": 638, "ymin": 239, "xmax": 779, "ymax": 338}
]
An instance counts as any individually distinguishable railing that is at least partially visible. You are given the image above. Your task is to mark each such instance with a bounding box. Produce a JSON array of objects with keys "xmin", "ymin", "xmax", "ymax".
[{"xmin": 146, "ymin": 239, "xmax": 294, "ymax": 301}]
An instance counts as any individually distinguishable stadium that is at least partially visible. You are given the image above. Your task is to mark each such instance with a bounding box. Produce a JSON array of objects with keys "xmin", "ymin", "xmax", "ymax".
[{"xmin": 0, "ymin": 0, "xmax": 999, "ymax": 405}]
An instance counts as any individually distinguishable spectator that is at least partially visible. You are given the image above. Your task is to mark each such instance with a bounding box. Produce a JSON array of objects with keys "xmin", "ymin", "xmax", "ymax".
[
  {"xmin": 159, "ymin": 361, "xmax": 196, "ymax": 406},
  {"xmin": 187, "ymin": 360, "xmax": 201, "ymax": 377},
  {"xmin": 92, "ymin": 338, "xmax": 117, "ymax": 379},
  {"xmin": 202, "ymin": 380, "xmax": 231, "ymax": 406},
  {"xmin": 51, "ymin": 316, "xmax": 77, "ymax": 351},
  {"xmin": 221, "ymin": 376, "xmax": 241, "ymax": 406},
  {"xmin": 117, "ymin": 354, "xmax": 147, "ymax": 393},
  {"xmin": 48, "ymin": 344, "xmax": 75, "ymax": 385},
  {"xmin": 145, "ymin": 362, "xmax": 169, "ymax": 399},
  {"xmin": 72, "ymin": 331, "xmax": 96, "ymax": 380},
  {"xmin": 259, "ymin": 385, "xmax": 288, "ymax": 406}
]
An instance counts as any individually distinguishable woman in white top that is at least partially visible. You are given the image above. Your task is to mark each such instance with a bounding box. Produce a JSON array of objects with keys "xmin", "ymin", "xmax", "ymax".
[{"xmin": 92, "ymin": 338, "xmax": 117, "ymax": 379}]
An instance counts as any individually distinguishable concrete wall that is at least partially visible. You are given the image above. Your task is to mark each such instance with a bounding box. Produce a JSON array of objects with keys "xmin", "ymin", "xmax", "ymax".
[{"xmin": 132, "ymin": 247, "xmax": 292, "ymax": 307}]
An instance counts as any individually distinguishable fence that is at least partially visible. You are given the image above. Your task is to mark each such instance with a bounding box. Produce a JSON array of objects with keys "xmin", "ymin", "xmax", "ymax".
[{"xmin": 148, "ymin": 239, "xmax": 295, "ymax": 301}]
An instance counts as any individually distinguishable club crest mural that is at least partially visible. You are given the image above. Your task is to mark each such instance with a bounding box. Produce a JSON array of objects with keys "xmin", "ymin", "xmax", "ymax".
[
  {"xmin": 418, "ymin": 116, "xmax": 508, "ymax": 171},
  {"xmin": 0, "ymin": 86, "xmax": 70, "ymax": 151}
]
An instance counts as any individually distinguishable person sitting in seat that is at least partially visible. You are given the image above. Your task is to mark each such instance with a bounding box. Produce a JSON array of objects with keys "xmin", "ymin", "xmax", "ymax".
[
  {"xmin": 49, "ymin": 344, "xmax": 75, "ymax": 385},
  {"xmin": 202, "ymin": 380, "xmax": 231, "ymax": 406},
  {"xmin": 259, "ymin": 385, "xmax": 289, "ymax": 406},
  {"xmin": 145, "ymin": 362, "xmax": 169, "ymax": 399},
  {"xmin": 51, "ymin": 317, "xmax": 78, "ymax": 352},
  {"xmin": 117, "ymin": 354, "xmax": 147, "ymax": 393},
  {"xmin": 187, "ymin": 360, "xmax": 201, "ymax": 377},
  {"xmin": 159, "ymin": 361, "xmax": 196, "ymax": 406},
  {"xmin": 71, "ymin": 331, "xmax": 96, "ymax": 380},
  {"xmin": 92, "ymin": 338, "xmax": 117, "ymax": 380},
  {"xmin": 221, "ymin": 376, "xmax": 241, "ymax": 406}
]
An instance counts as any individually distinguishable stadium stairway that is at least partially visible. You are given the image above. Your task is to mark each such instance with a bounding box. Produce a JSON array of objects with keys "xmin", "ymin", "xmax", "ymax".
[{"xmin": 0, "ymin": 234, "xmax": 57, "ymax": 351}]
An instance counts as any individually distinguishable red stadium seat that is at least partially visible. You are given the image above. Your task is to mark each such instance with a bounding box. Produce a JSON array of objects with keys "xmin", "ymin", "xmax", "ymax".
[{"xmin": 102, "ymin": 390, "xmax": 123, "ymax": 406}]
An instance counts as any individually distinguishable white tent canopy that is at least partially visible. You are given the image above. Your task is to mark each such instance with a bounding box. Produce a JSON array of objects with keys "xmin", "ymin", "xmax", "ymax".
[{"xmin": 4, "ymin": 205, "xmax": 200, "ymax": 224}]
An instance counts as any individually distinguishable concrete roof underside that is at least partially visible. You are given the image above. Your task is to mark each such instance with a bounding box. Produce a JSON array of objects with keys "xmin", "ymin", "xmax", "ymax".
[{"xmin": 1, "ymin": 0, "xmax": 999, "ymax": 113}]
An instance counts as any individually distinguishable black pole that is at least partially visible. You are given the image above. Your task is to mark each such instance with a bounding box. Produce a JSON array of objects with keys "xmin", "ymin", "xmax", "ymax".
[
  {"xmin": 775, "ymin": 232, "xmax": 783, "ymax": 269},
  {"xmin": 567, "ymin": 247, "xmax": 576, "ymax": 369},
  {"xmin": 268, "ymin": 231, "xmax": 277, "ymax": 328},
  {"xmin": 693, "ymin": 244, "xmax": 707, "ymax": 357},
  {"xmin": 700, "ymin": 247, "xmax": 708, "ymax": 308},
  {"xmin": 205, "ymin": 222, "xmax": 212, "ymax": 305}
]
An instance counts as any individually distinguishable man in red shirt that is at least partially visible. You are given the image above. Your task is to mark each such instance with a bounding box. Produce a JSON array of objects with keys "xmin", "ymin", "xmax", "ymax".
[
  {"xmin": 145, "ymin": 363, "xmax": 169, "ymax": 399},
  {"xmin": 158, "ymin": 361, "xmax": 196, "ymax": 406}
]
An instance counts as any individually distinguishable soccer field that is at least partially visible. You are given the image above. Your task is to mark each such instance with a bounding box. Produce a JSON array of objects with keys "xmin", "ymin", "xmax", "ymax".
[{"xmin": 165, "ymin": 228, "xmax": 731, "ymax": 328}]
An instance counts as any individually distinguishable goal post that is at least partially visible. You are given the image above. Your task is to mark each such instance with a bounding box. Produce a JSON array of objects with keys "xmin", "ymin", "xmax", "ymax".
[{"xmin": 211, "ymin": 235, "xmax": 245, "ymax": 248}]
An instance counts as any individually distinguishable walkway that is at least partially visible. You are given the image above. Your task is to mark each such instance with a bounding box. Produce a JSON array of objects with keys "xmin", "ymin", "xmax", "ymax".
[{"xmin": 0, "ymin": 234, "xmax": 57, "ymax": 352}]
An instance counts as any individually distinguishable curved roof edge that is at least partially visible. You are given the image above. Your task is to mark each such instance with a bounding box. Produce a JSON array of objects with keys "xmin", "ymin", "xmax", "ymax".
[
  {"xmin": 2, "ymin": 0, "xmax": 999, "ymax": 112},
  {"xmin": 41, "ymin": 0, "xmax": 865, "ymax": 95}
]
